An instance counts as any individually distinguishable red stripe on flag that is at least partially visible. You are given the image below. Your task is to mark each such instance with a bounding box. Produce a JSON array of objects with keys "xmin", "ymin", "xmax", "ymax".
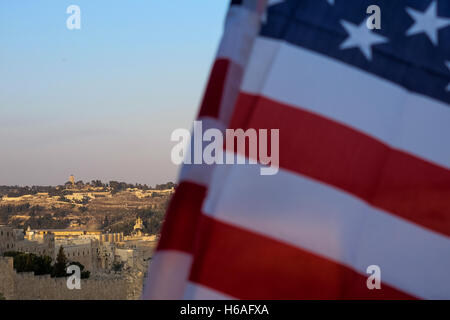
[
  {"xmin": 157, "ymin": 181, "xmax": 207, "ymax": 253},
  {"xmin": 189, "ymin": 215, "xmax": 416, "ymax": 299},
  {"xmin": 197, "ymin": 59, "xmax": 230, "ymax": 119},
  {"xmin": 229, "ymin": 92, "xmax": 450, "ymax": 237}
]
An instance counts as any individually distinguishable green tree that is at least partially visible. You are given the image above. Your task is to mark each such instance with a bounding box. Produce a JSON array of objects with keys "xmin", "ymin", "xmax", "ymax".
[
  {"xmin": 3, "ymin": 251, "xmax": 53, "ymax": 275},
  {"xmin": 112, "ymin": 261, "xmax": 124, "ymax": 272},
  {"xmin": 58, "ymin": 195, "xmax": 69, "ymax": 202},
  {"xmin": 68, "ymin": 261, "xmax": 90, "ymax": 279},
  {"xmin": 52, "ymin": 246, "xmax": 68, "ymax": 277},
  {"xmin": 34, "ymin": 255, "xmax": 53, "ymax": 275}
]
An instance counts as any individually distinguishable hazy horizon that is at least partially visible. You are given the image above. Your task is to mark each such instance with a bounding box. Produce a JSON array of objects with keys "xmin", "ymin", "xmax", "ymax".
[
  {"xmin": 0, "ymin": 1, "xmax": 228, "ymax": 186},
  {"xmin": 0, "ymin": 177, "xmax": 175, "ymax": 188}
]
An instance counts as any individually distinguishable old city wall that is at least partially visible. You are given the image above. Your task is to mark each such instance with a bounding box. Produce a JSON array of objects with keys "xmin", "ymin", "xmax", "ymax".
[{"xmin": 0, "ymin": 257, "xmax": 130, "ymax": 300}]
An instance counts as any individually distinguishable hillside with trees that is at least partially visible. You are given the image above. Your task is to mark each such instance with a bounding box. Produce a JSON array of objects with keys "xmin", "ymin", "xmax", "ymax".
[{"xmin": 0, "ymin": 180, "xmax": 175, "ymax": 236}]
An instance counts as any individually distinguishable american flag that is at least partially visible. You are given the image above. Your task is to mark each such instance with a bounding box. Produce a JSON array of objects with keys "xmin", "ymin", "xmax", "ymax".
[{"xmin": 143, "ymin": 0, "xmax": 450, "ymax": 299}]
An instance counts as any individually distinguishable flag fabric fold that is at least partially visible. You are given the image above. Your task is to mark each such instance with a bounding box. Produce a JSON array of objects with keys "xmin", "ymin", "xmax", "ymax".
[
  {"xmin": 142, "ymin": 0, "xmax": 266, "ymax": 299},
  {"xmin": 143, "ymin": 0, "xmax": 450, "ymax": 299}
]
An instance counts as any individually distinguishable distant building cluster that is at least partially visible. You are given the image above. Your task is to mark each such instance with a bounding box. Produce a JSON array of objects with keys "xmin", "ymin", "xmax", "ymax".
[
  {"xmin": 0, "ymin": 186, "xmax": 174, "ymax": 205},
  {"xmin": 0, "ymin": 218, "xmax": 156, "ymax": 273},
  {"xmin": 0, "ymin": 177, "xmax": 173, "ymax": 299},
  {"xmin": 0, "ymin": 217, "xmax": 159, "ymax": 300}
]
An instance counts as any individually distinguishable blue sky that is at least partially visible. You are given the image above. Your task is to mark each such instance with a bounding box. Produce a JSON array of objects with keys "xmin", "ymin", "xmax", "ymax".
[{"xmin": 0, "ymin": 0, "xmax": 229, "ymax": 186}]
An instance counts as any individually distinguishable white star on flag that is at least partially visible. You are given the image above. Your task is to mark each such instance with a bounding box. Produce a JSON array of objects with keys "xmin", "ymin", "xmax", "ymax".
[
  {"xmin": 406, "ymin": 1, "xmax": 450, "ymax": 46},
  {"xmin": 262, "ymin": 0, "xmax": 284, "ymax": 23},
  {"xmin": 340, "ymin": 20, "xmax": 388, "ymax": 60}
]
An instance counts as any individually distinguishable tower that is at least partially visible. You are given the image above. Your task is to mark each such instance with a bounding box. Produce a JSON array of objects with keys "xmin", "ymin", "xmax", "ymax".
[{"xmin": 133, "ymin": 217, "xmax": 144, "ymax": 237}]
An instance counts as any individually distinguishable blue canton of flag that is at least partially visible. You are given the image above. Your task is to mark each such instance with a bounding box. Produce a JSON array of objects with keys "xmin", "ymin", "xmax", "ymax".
[{"xmin": 262, "ymin": 0, "xmax": 450, "ymax": 104}]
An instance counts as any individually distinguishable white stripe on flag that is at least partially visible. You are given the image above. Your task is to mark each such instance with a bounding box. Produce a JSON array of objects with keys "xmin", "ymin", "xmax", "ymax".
[
  {"xmin": 184, "ymin": 282, "xmax": 235, "ymax": 300},
  {"xmin": 143, "ymin": 2, "xmax": 266, "ymax": 300},
  {"xmin": 142, "ymin": 251, "xmax": 193, "ymax": 299},
  {"xmin": 202, "ymin": 153, "xmax": 450, "ymax": 299},
  {"xmin": 178, "ymin": 116, "xmax": 226, "ymax": 187},
  {"xmin": 217, "ymin": 5, "xmax": 262, "ymax": 68},
  {"xmin": 241, "ymin": 37, "xmax": 450, "ymax": 170}
]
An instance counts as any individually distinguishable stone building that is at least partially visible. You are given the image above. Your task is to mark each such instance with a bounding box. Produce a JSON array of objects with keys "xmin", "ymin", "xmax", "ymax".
[
  {"xmin": 0, "ymin": 220, "xmax": 159, "ymax": 300},
  {"xmin": 0, "ymin": 226, "xmax": 16, "ymax": 254},
  {"xmin": 132, "ymin": 217, "xmax": 145, "ymax": 237},
  {"xmin": 1, "ymin": 225, "xmax": 58, "ymax": 258},
  {"xmin": 56, "ymin": 239, "xmax": 96, "ymax": 271},
  {"xmin": 0, "ymin": 222, "xmax": 156, "ymax": 292},
  {"xmin": 17, "ymin": 227, "xmax": 56, "ymax": 258}
]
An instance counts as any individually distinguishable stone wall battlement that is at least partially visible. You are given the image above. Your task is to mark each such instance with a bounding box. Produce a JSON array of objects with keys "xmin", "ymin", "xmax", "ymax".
[{"xmin": 0, "ymin": 257, "xmax": 130, "ymax": 300}]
